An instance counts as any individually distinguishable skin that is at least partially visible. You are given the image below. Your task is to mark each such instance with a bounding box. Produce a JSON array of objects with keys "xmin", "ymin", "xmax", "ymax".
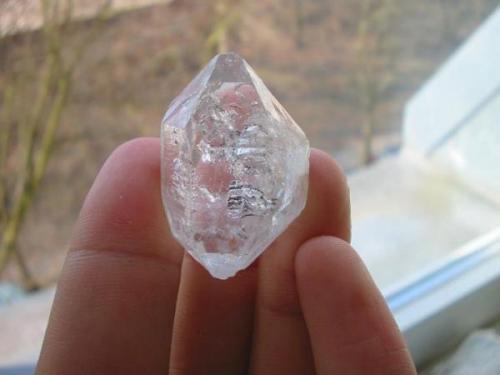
[{"xmin": 37, "ymin": 137, "xmax": 417, "ymax": 375}]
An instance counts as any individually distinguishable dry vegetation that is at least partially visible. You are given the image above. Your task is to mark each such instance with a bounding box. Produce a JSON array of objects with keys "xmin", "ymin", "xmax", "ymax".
[{"xmin": 0, "ymin": 0, "xmax": 498, "ymax": 288}]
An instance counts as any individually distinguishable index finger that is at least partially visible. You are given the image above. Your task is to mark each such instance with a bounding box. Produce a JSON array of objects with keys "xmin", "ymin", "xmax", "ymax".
[
  {"xmin": 296, "ymin": 236, "xmax": 416, "ymax": 375},
  {"xmin": 37, "ymin": 138, "xmax": 183, "ymax": 375}
]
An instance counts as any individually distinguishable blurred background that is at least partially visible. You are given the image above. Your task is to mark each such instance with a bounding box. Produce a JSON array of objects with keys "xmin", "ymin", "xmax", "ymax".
[
  {"xmin": 2, "ymin": 1, "xmax": 500, "ymax": 372},
  {"xmin": 0, "ymin": 0, "xmax": 498, "ymax": 292}
]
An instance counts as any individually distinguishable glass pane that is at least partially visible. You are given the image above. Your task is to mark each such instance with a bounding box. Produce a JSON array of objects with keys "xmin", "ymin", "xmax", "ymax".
[
  {"xmin": 431, "ymin": 92, "xmax": 500, "ymax": 205},
  {"xmin": 350, "ymin": 155, "xmax": 500, "ymax": 289}
]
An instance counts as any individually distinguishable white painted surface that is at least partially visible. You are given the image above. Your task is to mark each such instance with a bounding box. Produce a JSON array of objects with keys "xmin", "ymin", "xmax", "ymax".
[
  {"xmin": 403, "ymin": 6, "xmax": 500, "ymax": 155},
  {"xmin": 352, "ymin": 4, "xmax": 500, "ymax": 289},
  {"xmin": 394, "ymin": 234, "xmax": 500, "ymax": 367},
  {"xmin": 349, "ymin": 153, "xmax": 500, "ymax": 289},
  {"xmin": 349, "ymin": 4, "xmax": 500, "ymax": 366},
  {"xmin": 0, "ymin": 288, "xmax": 54, "ymax": 369},
  {"xmin": 430, "ymin": 93, "xmax": 500, "ymax": 206}
]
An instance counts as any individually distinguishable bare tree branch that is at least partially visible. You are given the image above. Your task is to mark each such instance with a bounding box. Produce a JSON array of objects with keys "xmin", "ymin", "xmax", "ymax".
[
  {"xmin": 0, "ymin": 0, "xmax": 109, "ymax": 289},
  {"xmin": 202, "ymin": 0, "xmax": 241, "ymax": 62},
  {"xmin": 353, "ymin": 0, "xmax": 399, "ymax": 165}
]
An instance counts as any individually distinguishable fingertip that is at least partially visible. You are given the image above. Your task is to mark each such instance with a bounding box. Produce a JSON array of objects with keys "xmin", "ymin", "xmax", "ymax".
[
  {"xmin": 39, "ymin": 138, "xmax": 184, "ymax": 374},
  {"xmin": 108, "ymin": 137, "xmax": 161, "ymax": 167},
  {"xmin": 71, "ymin": 137, "xmax": 182, "ymax": 262},
  {"xmin": 308, "ymin": 149, "xmax": 351, "ymax": 242},
  {"xmin": 295, "ymin": 236, "xmax": 416, "ymax": 375},
  {"xmin": 295, "ymin": 236, "xmax": 360, "ymax": 292},
  {"xmin": 95, "ymin": 137, "xmax": 162, "ymax": 193},
  {"xmin": 310, "ymin": 148, "xmax": 344, "ymax": 179},
  {"xmin": 309, "ymin": 149, "xmax": 348, "ymax": 195},
  {"xmin": 78, "ymin": 137, "xmax": 161, "ymax": 224}
]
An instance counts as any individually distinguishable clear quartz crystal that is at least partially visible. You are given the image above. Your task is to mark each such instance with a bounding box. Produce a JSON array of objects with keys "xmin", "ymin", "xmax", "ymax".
[{"xmin": 161, "ymin": 52, "xmax": 309, "ymax": 279}]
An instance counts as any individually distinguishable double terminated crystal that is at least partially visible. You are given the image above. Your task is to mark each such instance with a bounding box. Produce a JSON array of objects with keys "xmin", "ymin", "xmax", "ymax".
[{"xmin": 161, "ymin": 53, "xmax": 309, "ymax": 279}]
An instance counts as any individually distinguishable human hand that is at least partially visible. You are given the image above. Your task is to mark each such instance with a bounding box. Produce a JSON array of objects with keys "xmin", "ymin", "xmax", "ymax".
[{"xmin": 37, "ymin": 138, "xmax": 416, "ymax": 374}]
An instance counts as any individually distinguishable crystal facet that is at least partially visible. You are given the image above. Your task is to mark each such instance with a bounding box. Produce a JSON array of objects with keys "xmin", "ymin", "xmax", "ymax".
[{"xmin": 160, "ymin": 53, "xmax": 309, "ymax": 279}]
